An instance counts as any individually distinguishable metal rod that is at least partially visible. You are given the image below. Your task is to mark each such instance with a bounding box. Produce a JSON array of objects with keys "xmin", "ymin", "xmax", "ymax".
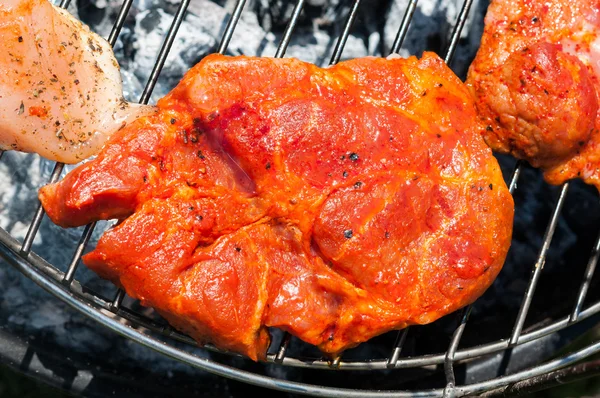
[
  {"xmin": 4, "ymin": 217, "xmax": 600, "ymax": 372},
  {"xmin": 330, "ymin": 355, "xmax": 342, "ymax": 369},
  {"xmin": 107, "ymin": 0, "xmax": 134, "ymax": 47},
  {"xmin": 437, "ymin": 0, "xmax": 486, "ymax": 389},
  {"xmin": 112, "ymin": 289, "xmax": 126, "ymax": 310},
  {"xmin": 571, "ymin": 230, "xmax": 600, "ymax": 322},
  {"xmin": 443, "ymin": 307, "xmax": 471, "ymax": 398},
  {"xmin": 6, "ymin": 237, "xmax": 600, "ymax": 397},
  {"xmin": 20, "ymin": 163, "xmax": 64, "ymax": 255},
  {"xmin": 477, "ymin": 358, "xmax": 600, "ymax": 397},
  {"xmin": 217, "ymin": 0, "xmax": 248, "ymax": 55},
  {"xmin": 274, "ymin": 0, "xmax": 306, "ymax": 58},
  {"xmin": 20, "ymin": 0, "xmax": 73, "ymax": 257},
  {"xmin": 275, "ymin": 332, "xmax": 292, "ymax": 363},
  {"xmin": 386, "ymin": 328, "xmax": 409, "ymax": 368},
  {"xmin": 509, "ymin": 182, "xmax": 570, "ymax": 345},
  {"xmin": 390, "ymin": 0, "xmax": 418, "ymax": 54},
  {"xmin": 508, "ymin": 161, "xmax": 523, "ymax": 194},
  {"xmin": 444, "ymin": 0, "xmax": 474, "ymax": 64},
  {"xmin": 381, "ymin": 0, "xmax": 427, "ymax": 361},
  {"xmin": 62, "ymin": 222, "xmax": 96, "ymax": 285},
  {"xmin": 61, "ymin": 0, "xmax": 143, "ymax": 290},
  {"xmin": 139, "ymin": 0, "xmax": 191, "ymax": 105},
  {"xmin": 329, "ymin": 0, "xmax": 362, "ymax": 65}
]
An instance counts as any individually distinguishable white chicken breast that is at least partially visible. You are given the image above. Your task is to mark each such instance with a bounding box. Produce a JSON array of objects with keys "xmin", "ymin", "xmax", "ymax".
[{"xmin": 0, "ymin": 0, "xmax": 153, "ymax": 163}]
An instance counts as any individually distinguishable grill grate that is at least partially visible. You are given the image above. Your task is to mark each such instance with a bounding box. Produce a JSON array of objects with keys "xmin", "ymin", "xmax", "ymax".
[{"xmin": 1, "ymin": 0, "xmax": 600, "ymax": 396}]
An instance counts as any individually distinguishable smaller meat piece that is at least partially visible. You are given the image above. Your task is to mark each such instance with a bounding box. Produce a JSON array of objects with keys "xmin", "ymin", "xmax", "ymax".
[
  {"xmin": 40, "ymin": 54, "xmax": 514, "ymax": 360},
  {"xmin": 0, "ymin": 0, "xmax": 152, "ymax": 163},
  {"xmin": 466, "ymin": 0, "xmax": 600, "ymax": 188}
]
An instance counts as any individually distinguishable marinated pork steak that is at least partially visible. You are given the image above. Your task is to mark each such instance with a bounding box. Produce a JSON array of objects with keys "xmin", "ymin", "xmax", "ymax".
[
  {"xmin": 39, "ymin": 54, "xmax": 514, "ymax": 360},
  {"xmin": 466, "ymin": 0, "xmax": 600, "ymax": 188}
]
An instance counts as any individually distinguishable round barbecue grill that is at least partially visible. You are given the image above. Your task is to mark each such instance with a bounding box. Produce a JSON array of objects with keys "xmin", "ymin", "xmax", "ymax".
[{"xmin": 1, "ymin": 0, "xmax": 600, "ymax": 396}]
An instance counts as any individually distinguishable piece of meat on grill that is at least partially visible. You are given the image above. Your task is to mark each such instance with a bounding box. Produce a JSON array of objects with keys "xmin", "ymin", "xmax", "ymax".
[
  {"xmin": 466, "ymin": 0, "xmax": 600, "ymax": 188},
  {"xmin": 39, "ymin": 54, "xmax": 514, "ymax": 360},
  {"xmin": 0, "ymin": 0, "xmax": 152, "ymax": 163}
]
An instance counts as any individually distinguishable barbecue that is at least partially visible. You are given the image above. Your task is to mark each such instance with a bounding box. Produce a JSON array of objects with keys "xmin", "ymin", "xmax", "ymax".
[{"xmin": 1, "ymin": 0, "xmax": 600, "ymax": 397}]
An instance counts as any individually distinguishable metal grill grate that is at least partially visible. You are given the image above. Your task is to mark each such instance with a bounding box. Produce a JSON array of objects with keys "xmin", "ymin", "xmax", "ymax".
[{"xmin": 1, "ymin": 0, "xmax": 600, "ymax": 396}]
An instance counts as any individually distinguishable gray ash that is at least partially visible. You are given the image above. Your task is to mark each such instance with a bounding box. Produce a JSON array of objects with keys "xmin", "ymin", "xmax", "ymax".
[{"xmin": 75, "ymin": 0, "xmax": 486, "ymax": 102}]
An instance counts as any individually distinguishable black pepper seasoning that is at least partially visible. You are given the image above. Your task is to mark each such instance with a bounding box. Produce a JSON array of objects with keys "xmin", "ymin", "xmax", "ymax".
[
  {"xmin": 349, "ymin": 152, "xmax": 359, "ymax": 162},
  {"xmin": 343, "ymin": 229, "xmax": 353, "ymax": 239}
]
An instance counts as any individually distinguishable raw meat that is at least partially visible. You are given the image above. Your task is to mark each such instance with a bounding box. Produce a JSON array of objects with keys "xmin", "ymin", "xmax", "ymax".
[
  {"xmin": 466, "ymin": 0, "xmax": 600, "ymax": 188},
  {"xmin": 0, "ymin": 0, "xmax": 151, "ymax": 163},
  {"xmin": 39, "ymin": 54, "xmax": 514, "ymax": 360}
]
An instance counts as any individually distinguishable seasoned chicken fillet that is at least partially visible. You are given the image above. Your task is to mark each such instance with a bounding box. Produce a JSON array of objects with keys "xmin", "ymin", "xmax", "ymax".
[
  {"xmin": 39, "ymin": 54, "xmax": 514, "ymax": 360},
  {"xmin": 466, "ymin": 0, "xmax": 600, "ymax": 188},
  {"xmin": 0, "ymin": 0, "xmax": 152, "ymax": 163}
]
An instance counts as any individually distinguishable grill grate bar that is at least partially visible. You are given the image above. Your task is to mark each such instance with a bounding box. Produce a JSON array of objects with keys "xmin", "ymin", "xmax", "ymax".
[
  {"xmin": 437, "ymin": 0, "xmax": 483, "ymax": 390},
  {"xmin": 271, "ymin": 0, "xmax": 367, "ymax": 364},
  {"xmin": 62, "ymin": 0, "xmax": 258, "ymax": 321},
  {"xmin": 5, "ymin": 216, "xmax": 600, "ymax": 371},
  {"xmin": 444, "ymin": 0, "xmax": 474, "ymax": 64},
  {"xmin": 442, "ymin": 157, "xmax": 523, "ymax": 374},
  {"xmin": 330, "ymin": 356, "xmax": 342, "ymax": 369},
  {"xmin": 60, "ymin": 0, "xmax": 136, "ymax": 286},
  {"xmin": 62, "ymin": 221, "xmax": 96, "ymax": 285},
  {"xmin": 267, "ymin": 0, "xmax": 306, "ymax": 362},
  {"xmin": 329, "ymin": 0, "xmax": 362, "ymax": 65},
  {"xmin": 20, "ymin": 163, "xmax": 64, "ymax": 255},
  {"xmin": 61, "ymin": 0, "xmax": 192, "ymax": 304},
  {"xmin": 386, "ymin": 328, "xmax": 409, "ymax": 368},
  {"xmin": 19, "ymin": 0, "xmax": 73, "ymax": 256},
  {"xmin": 0, "ymin": 150, "xmax": 4, "ymax": 161},
  {"xmin": 508, "ymin": 161, "xmax": 523, "ymax": 194},
  {"xmin": 384, "ymin": 0, "xmax": 430, "ymax": 365},
  {"xmin": 442, "ymin": 158, "xmax": 530, "ymax": 390},
  {"xmin": 139, "ymin": 0, "xmax": 191, "ymax": 105},
  {"xmin": 275, "ymin": 333, "xmax": 292, "ymax": 363},
  {"xmin": 274, "ymin": 0, "xmax": 306, "ymax": 58},
  {"xmin": 107, "ymin": 0, "xmax": 134, "ymax": 47},
  {"xmin": 443, "ymin": 307, "xmax": 472, "ymax": 397},
  {"xmin": 509, "ymin": 182, "xmax": 570, "ymax": 346},
  {"xmin": 570, "ymin": 230, "xmax": 600, "ymax": 322},
  {"xmin": 390, "ymin": 0, "xmax": 418, "ymax": 54},
  {"xmin": 217, "ymin": 0, "xmax": 248, "ymax": 55},
  {"xmin": 112, "ymin": 288, "xmax": 126, "ymax": 310}
]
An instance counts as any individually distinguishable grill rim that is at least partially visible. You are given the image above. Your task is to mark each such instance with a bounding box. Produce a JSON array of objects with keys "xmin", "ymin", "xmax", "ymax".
[
  {"xmin": 1, "ymin": 0, "xmax": 600, "ymax": 396},
  {"xmin": 2, "ymin": 238, "xmax": 600, "ymax": 397}
]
